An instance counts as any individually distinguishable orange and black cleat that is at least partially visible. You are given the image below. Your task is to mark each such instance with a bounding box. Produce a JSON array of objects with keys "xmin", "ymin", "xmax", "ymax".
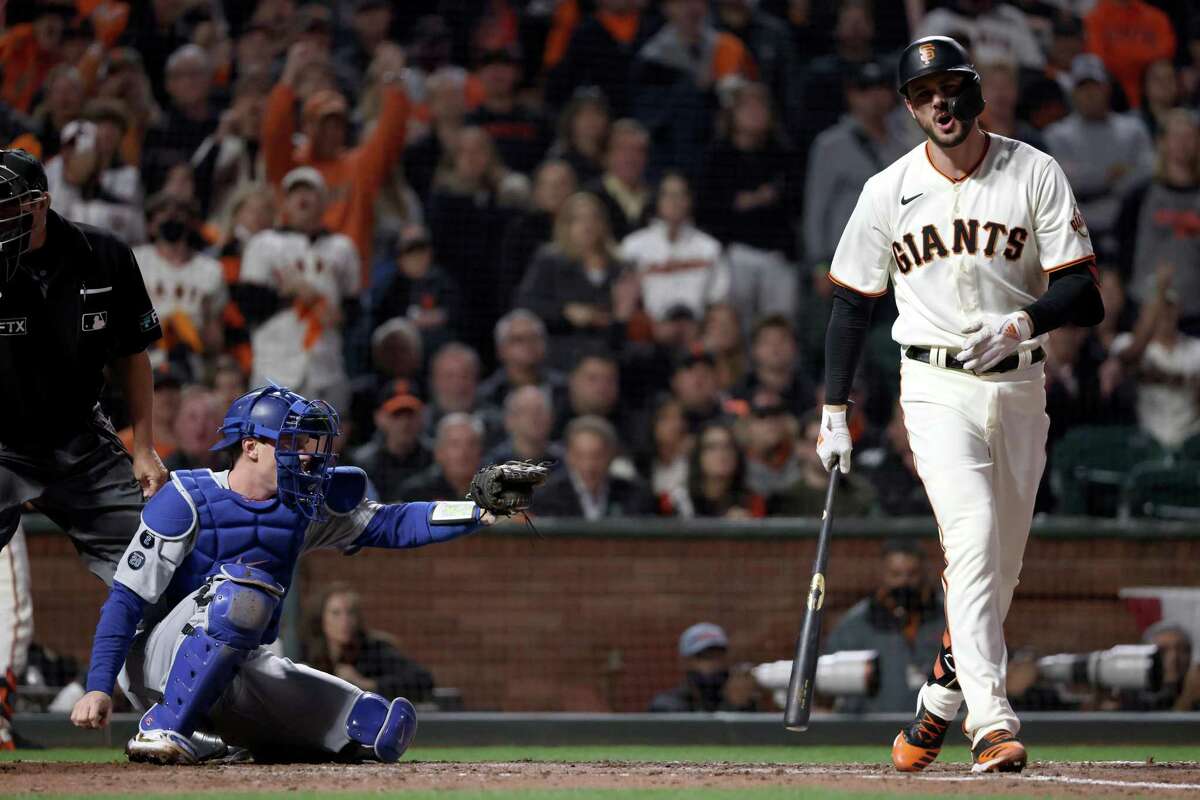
[
  {"xmin": 970, "ymin": 729, "xmax": 1027, "ymax": 773},
  {"xmin": 891, "ymin": 704, "xmax": 950, "ymax": 772}
]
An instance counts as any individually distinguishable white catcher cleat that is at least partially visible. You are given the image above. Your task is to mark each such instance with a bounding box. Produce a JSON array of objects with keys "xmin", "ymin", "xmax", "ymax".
[{"xmin": 126, "ymin": 729, "xmax": 200, "ymax": 765}]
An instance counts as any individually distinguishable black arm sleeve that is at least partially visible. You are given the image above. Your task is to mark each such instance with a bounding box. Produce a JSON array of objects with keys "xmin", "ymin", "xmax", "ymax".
[
  {"xmin": 1022, "ymin": 261, "xmax": 1105, "ymax": 337},
  {"xmin": 824, "ymin": 285, "xmax": 878, "ymax": 406}
]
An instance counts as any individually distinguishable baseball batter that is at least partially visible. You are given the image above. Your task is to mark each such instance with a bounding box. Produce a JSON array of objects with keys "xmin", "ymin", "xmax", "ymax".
[
  {"xmin": 70, "ymin": 385, "xmax": 548, "ymax": 764},
  {"xmin": 816, "ymin": 36, "xmax": 1103, "ymax": 773}
]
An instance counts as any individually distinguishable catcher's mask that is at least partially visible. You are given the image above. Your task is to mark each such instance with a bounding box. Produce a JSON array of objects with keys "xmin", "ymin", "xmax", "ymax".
[
  {"xmin": 0, "ymin": 151, "xmax": 47, "ymax": 282},
  {"xmin": 212, "ymin": 384, "xmax": 341, "ymax": 521}
]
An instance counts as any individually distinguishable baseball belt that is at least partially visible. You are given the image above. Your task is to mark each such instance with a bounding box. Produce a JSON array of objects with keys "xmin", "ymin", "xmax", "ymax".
[{"xmin": 903, "ymin": 345, "xmax": 1046, "ymax": 374}]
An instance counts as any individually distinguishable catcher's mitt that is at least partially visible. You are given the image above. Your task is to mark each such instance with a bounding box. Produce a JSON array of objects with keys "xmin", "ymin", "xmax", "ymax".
[{"xmin": 468, "ymin": 460, "xmax": 551, "ymax": 516}]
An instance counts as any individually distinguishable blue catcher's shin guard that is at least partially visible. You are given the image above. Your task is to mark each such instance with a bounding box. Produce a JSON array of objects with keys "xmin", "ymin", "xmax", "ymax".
[{"xmin": 346, "ymin": 693, "xmax": 418, "ymax": 763}]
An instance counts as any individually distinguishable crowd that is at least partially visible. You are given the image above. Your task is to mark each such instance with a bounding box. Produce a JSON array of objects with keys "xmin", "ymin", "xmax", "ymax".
[{"xmin": 3, "ymin": 0, "xmax": 1199, "ymax": 518}]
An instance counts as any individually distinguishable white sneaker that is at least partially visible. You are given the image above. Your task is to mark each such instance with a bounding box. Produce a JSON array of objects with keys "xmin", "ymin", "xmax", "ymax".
[{"xmin": 126, "ymin": 729, "xmax": 199, "ymax": 765}]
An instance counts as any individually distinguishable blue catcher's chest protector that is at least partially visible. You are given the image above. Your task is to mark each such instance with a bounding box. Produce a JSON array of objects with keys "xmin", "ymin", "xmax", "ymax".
[{"xmin": 165, "ymin": 469, "xmax": 311, "ymax": 643}]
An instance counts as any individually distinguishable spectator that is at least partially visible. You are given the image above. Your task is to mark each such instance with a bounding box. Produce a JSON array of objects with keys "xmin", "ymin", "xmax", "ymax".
[
  {"xmin": 141, "ymin": 44, "xmax": 219, "ymax": 196},
  {"xmin": 262, "ymin": 41, "xmax": 410, "ymax": 279},
  {"xmin": 1107, "ymin": 622, "xmax": 1198, "ymax": 711},
  {"xmin": 372, "ymin": 223, "xmax": 461, "ymax": 363},
  {"xmin": 631, "ymin": 0, "xmax": 756, "ymax": 174},
  {"xmin": 303, "ymin": 582, "xmax": 435, "ymax": 705},
  {"xmin": 545, "ymin": 0, "xmax": 653, "ymax": 117},
  {"xmin": 119, "ymin": 364, "xmax": 183, "ymax": 462},
  {"xmin": 649, "ymin": 622, "xmax": 759, "ymax": 712},
  {"xmin": 858, "ymin": 402, "xmax": 932, "ymax": 516},
  {"xmin": 478, "ymin": 310, "xmax": 568, "ymax": 411},
  {"xmin": 770, "ymin": 410, "xmax": 877, "ymax": 516},
  {"xmin": 1043, "ymin": 324, "xmax": 1133, "ymax": 451},
  {"xmin": 486, "ymin": 385, "xmax": 565, "ymax": 466},
  {"xmin": 536, "ymin": 415, "xmax": 655, "ymax": 518},
  {"xmin": 94, "ymin": 48, "xmax": 160, "ymax": 167},
  {"xmin": 398, "ymin": 412, "xmax": 485, "ymax": 501},
  {"xmin": 238, "ymin": 167, "xmax": 360, "ymax": 412},
  {"xmin": 1085, "ymin": 0, "xmax": 1176, "ymax": 109},
  {"xmin": 348, "ymin": 385, "xmax": 432, "ymax": 502},
  {"xmin": 701, "ymin": 302, "xmax": 747, "ymax": 392},
  {"xmin": 164, "ymin": 385, "xmax": 223, "ymax": 472},
  {"xmin": 644, "ymin": 397, "xmax": 691, "ymax": 514},
  {"xmin": 1138, "ymin": 59, "xmax": 1180, "ymax": 140},
  {"xmin": 134, "ymin": 192, "xmax": 225, "ymax": 376},
  {"xmin": 554, "ymin": 352, "xmax": 625, "ymax": 439},
  {"xmin": 498, "ymin": 159, "xmax": 578, "ymax": 306},
  {"xmin": 465, "ymin": 44, "xmax": 549, "ymax": 175},
  {"xmin": 671, "ymin": 350, "xmax": 727, "ymax": 434},
  {"xmin": 516, "ymin": 191, "xmax": 636, "ymax": 369},
  {"xmin": 426, "ymin": 126, "xmax": 517, "ymax": 354},
  {"xmin": 336, "ymin": 0, "xmax": 394, "ymax": 90},
  {"xmin": 547, "ymin": 87, "xmax": 610, "ymax": 186},
  {"xmin": 620, "ymin": 171, "xmax": 729, "ymax": 321},
  {"xmin": 1044, "ymin": 15, "xmax": 1087, "ymax": 101},
  {"xmin": 713, "ymin": 0, "xmax": 800, "ymax": 130},
  {"xmin": 403, "ymin": 67, "xmax": 467, "ymax": 202},
  {"xmin": 192, "ymin": 72, "xmax": 269, "ymax": 221},
  {"xmin": 586, "ymin": 118, "xmax": 653, "ymax": 241},
  {"xmin": 916, "ymin": 0, "xmax": 1044, "ymax": 69},
  {"xmin": 1109, "ymin": 265, "xmax": 1200, "ymax": 449},
  {"xmin": 422, "ymin": 343, "xmax": 502, "ymax": 446},
  {"xmin": 736, "ymin": 314, "xmax": 815, "ymax": 414},
  {"xmin": 741, "ymin": 400, "xmax": 801, "ymax": 499},
  {"xmin": 977, "ymin": 60, "xmax": 1048, "ymax": 152},
  {"xmin": 46, "ymin": 116, "xmax": 145, "ymax": 244},
  {"xmin": 797, "ymin": 0, "xmax": 876, "ymax": 147},
  {"xmin": 120, "ymin": 0, "xmax": 191, "ymax": 107},
  {"xmin": 370, "ymin": 317, "xmax": 425, "ymax": 388},
  {"xmin": 680, "ymin": 420, "xmax": 763, "ymax": 518},
  {"xmin": 822, "ymin": 541, "xmax": 944, "ymax": 713},
  {"xmin": 212, "ymin": 183, "xmax": 275, "ymax": 373},
  {"xmin": 1118, "ymin": 109, "xmax": 1200, "ymax": 333},
  {"xmin": 804, "ymin": 61, "xmax": 909, "ymax": 269},
  {"xmin": 211, "ymin": 356, "xmax": 248, "ymax": 412},
  {"xmin": 0, "ymin": 1, "xmax": 68, "ymax": 113},
  {"xmin": 28, "ymin": 63, "xmax": 83, "ymax": 160},
  {"xmin": 696, "ymin": 81, "xmax": 797, "ymax": 257},
  {"xmin": 1045, "ymin": 54, "xmax": 1154, "ymax": 254}
]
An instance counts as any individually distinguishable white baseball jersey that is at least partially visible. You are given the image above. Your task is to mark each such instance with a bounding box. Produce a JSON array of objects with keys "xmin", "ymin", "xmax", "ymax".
[
  {"xmin": 829, "ymin": 133, "xmax": 1094, "ymax": 349},
  {"xmin": 240, "ymin": 228, "xmax": 360, "ymax": 393},
  {"xmin": 619, "ymin": 220, "xmax": 729, "ymax": 320}
]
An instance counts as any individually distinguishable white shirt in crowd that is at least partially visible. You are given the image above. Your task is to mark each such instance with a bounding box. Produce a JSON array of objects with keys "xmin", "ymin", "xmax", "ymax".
[
  {"xmin": 1111, "ymin": 332, "xmax": 1200, "ymax": 449},
  {"xmin": 46, "ymin": 156, "xmax": 145, "ymax": 245},
  {"xmin": 619, "ymin": 219, "xmax": 729, "ymax": 320},
  {"xmin": 240, "ymin": 228, "xmax": 360, "ymax": 401},
  {"xmin": 132, "ymin": 243, "xmax": 226, "ymax": 361},
  {"xmin": 916, "ymin": 3, "xmax": 1045, "ymax": 69}
]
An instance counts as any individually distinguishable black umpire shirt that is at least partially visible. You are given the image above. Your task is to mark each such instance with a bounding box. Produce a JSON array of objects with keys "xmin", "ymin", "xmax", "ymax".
[{"xmin": 0, "ymin": 210, "xmax": 162, "ymax": 448}]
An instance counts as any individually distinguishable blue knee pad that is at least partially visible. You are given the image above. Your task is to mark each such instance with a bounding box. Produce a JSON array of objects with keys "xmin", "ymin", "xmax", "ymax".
[
  {"xmin": 141, "ymin": 566, "xmax": 283, "ymax": 738},
  {"xmin": 346, "ymin": 693, "xmax": 418, "ymax": 763}
]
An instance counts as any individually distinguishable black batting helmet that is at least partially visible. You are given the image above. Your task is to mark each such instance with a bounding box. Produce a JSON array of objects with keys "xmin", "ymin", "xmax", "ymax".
[
  {"xmin": 896, "ymin": 36, "xmax": 985, "ymax": 123},
  {"xmin": 0, "ymin": 150, "xmax": 45, "ymax": 282}
]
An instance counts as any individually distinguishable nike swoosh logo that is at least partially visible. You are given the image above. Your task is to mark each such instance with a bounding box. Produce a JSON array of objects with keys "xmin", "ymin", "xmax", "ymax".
[{"xmin": 901, "ymin": 193, "xmax": 924, "ymax": 206}]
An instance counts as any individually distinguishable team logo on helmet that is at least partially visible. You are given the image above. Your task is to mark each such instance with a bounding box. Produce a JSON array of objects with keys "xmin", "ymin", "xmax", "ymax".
[{"xmin": 919, "ymin": 43, "xmax": 937, "ymax": 65}]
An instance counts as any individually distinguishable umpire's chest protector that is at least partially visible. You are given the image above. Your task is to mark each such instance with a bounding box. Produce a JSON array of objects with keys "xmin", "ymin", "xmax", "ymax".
[{"xmin": 172, "ymin": 469, "xmax": 309, "ymax": 598}]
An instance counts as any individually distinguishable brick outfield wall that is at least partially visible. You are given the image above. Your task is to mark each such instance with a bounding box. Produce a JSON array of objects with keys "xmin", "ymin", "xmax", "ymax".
[{"xmin": 26, "ymin": 532, "xmax": 1200, "ymax": 712}]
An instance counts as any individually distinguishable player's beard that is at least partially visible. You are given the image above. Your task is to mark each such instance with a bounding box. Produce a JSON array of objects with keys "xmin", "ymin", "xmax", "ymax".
[{"xmin": 918, "ymin": 110, "xmax": 973, "ymax": 150}]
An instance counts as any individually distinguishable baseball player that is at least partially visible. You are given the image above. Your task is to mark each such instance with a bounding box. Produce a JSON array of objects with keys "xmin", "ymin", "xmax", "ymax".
[
  {"xmin": 70, "ymin": 385, "xmax": 548, "ymax": 764},
  {"xmin": 817, "ymin": 37, "xmax": 1103, "ymax": 773}
]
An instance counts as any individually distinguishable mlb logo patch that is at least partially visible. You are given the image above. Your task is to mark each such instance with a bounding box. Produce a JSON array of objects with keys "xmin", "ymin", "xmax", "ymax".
[{"xmin": 82, "ymin": 311, "xmax": 108, "ymax": 331}]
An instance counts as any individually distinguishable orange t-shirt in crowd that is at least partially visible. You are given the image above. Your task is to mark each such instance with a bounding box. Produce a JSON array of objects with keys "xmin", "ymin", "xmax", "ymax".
[
  {"xmin": 1085, "ymin": 0, "xmax": 1176, "ymax": 108},
  {"xmin": 0, "ymin": 24, "xmax": 60, "ymax": 112},
  {"xmin": 712, "ymin": 32, "xmax": 758, "ymax": 82},
  {"xmin": 262, "ymin": 83, "xmax": 409, "ymax": 287},
  {"xmin": 76, "ymin": 0, "xmax": 130, "ymax": 48}
]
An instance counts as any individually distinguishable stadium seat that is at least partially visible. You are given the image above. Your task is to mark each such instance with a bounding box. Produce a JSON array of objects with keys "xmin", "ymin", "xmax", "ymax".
[
  {"xmin": 1122, "ymin": 461, "xmax": 1200, "ymax": 520},
  {"xmin": 1049, "ymin": 426, "xmax": 1167, "ymax": 516}
]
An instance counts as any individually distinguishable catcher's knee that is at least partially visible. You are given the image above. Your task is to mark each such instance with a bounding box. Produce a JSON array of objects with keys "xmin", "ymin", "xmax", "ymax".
[
  {"xmin": 206, "ymin": 565, "xmax": 284, "ymax": 649},
  {"xmin": 345, "ymin": 693, "xmax": 417, "ymax": 763}
]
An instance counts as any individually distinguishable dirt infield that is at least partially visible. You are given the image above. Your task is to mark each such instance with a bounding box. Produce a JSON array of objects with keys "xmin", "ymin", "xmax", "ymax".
[{"xmin": 4, "ymin": 759, "xmax": 1200, "ymax": 797}]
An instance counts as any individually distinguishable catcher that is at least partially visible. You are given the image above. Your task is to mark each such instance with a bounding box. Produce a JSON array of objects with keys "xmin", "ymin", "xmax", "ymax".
[{"xmin": 70, "ymin": 385, "xmax": 548, "ymax": 765}]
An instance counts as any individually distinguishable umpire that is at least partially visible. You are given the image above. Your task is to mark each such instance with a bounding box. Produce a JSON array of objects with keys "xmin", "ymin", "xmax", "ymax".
[{"xmin": 0, "ymin": 149, "xmax": 166, "ymax": 583}]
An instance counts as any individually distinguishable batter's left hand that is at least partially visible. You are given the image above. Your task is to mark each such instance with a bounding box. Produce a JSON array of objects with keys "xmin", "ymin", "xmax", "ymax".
[
  {"xmin": 956, "ymin": 312, "xmax": 1033, "ymax": 373},
  {"xmin": 132, "ymin": 446, "xmax": 168, "ymax": 499}
]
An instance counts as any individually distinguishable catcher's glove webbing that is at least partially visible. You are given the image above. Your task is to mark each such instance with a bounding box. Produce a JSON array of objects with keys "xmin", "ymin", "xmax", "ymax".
[{"xmin": 467, "ymin": 460, "xmax": 551, "ymax": 516}]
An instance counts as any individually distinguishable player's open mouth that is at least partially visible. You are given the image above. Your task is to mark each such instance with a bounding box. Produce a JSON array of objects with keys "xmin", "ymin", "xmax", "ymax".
[{"xmin": 935, "ymin": 112, "xmax": 954, "ymax": 131}]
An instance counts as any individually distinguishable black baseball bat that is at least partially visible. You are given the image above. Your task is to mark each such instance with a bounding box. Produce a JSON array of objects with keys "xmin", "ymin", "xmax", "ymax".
[{"xmin": 783, "ymin": 466, "xmax": 840, "ymax": 731}]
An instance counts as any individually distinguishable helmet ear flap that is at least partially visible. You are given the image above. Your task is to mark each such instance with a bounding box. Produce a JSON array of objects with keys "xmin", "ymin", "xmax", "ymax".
[{"xmin": 949, "ymin": 71, "xmax": 986, "ymax": 122}]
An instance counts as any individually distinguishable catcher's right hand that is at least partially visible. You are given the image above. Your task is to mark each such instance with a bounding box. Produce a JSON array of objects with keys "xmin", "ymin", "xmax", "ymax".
[{"xmin": 468, "ymin": 460, "xmax": 551, "ymax": 516}]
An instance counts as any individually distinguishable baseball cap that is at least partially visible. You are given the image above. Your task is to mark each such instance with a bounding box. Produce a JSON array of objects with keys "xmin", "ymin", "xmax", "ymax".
[
  {"xmin": 379, "ymin": 386, "xmax": 424, "ymax": 416},
  {"xmin": 1069, "ymin": 54, "xmax": 1108, "ymax": 89},
  {"xmin": 679, "ymin": 622, "xmax": 729, "ymax": 658},
  {"xmin": 303, "ymin": 89, "xmax": 349, "ymax": 123},
  {"xmin": 848, "ymin": 61, "xmax": 890, "ymax": 90},
  {"xmin": 283, "ymin": 166, "xmax": 327, "ymax": 194}
]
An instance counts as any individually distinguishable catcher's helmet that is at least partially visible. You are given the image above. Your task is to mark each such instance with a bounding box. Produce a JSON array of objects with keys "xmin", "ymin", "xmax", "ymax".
[
  {"xmin": 0, "ymin": 149, "xmax": 46, "ymax": 282},
  {"xmin": 212, "ymin": 384, "xmax": 341, "ymax": 520},
  {"xmin": 896, "ymin": 36, "xmax": 985, "ymax": 123}
]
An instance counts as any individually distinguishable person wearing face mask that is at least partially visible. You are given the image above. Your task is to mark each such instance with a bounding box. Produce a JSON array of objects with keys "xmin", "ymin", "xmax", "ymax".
[
  {"xmin": 649, "ymin": 622, "xmax": 760, "ymax": 712},
  {"xmin": 822, "ymin": 540, "xmax": 945, "ymax": 714}
]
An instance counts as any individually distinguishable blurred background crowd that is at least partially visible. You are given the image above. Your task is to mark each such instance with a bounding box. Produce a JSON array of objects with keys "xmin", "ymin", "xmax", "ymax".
[{"xmin": 3, "ymin": 0, "xmax": 1199, "ymax": 522}]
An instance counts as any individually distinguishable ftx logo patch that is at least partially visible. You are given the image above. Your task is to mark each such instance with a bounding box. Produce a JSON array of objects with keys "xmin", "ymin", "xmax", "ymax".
[
  {"xmin": 82, "ymin": 311, "xmax": 108, "ymax": 332},
  {"xmin": 0, "ymin": 317, "xmax": 27, "ymax": 335}
]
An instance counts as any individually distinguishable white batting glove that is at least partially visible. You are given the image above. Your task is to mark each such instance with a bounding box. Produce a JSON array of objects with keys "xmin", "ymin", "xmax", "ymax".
[
  {"xmin": 956, "ymin": 311, "xmax": 1033, "ymax": 373},
  {"xmin": 816, "ymin": 407, "xmax": 852, "ymax": 474}
]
